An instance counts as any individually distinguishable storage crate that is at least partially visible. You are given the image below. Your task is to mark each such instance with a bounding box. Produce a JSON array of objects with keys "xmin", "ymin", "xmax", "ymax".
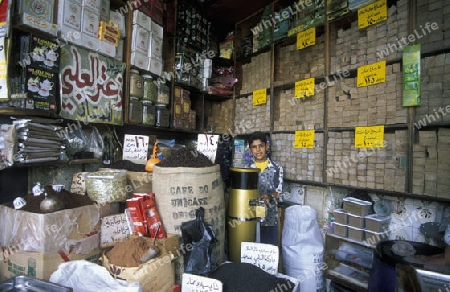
[
  {"xmin": 334, "ymin": 222, "xmax": 348, "ymax": 238},
  {"xmin": 343, "ymin": 197, "xmax": 372, "ymax": 216},
  {"xmin": 365, "ymin": 214, "xmax": 391, "ymax": 232},
  {"xmin": 333, "ymin": 209, "xmax": 348, "ymax": 224},
  {"xmin": 347, "ymin": 213, "xmax": 365, "ymax": 228},
  {"xmin": 347, "ymin": 226, "xmax": 365, "ymax": 241}
]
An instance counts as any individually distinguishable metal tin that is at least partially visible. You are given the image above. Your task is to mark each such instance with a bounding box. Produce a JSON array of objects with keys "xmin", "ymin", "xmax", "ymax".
[
  {"xmin": 129, "ymin": 96, "xmax": 143, "ymax": 123},
  {"xmin": 142, "ymin": 101, "xmax": 155, "ymax": 126},
  {"xmin": 142, "ymin": 74, "xmax": 157, "ymax": 103},
  {"xmin": 129, "ymin": 69, "xmax": 144, "ymax": 98},
  {"xmin": 155, "ymin": 105, "xmax": 169, "ymax": 127},
  {"xmin": 0, "ymin": 275, "xmax": 73, "ymax": 291}
]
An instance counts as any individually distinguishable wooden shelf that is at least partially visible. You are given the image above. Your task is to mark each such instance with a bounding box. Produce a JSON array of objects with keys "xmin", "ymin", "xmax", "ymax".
[{"xmin": 12, "ymin": 158, "xmax": 99, "ymax": 168}]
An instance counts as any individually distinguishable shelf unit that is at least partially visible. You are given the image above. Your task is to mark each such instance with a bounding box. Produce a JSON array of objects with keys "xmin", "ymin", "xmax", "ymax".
[{"xmin": 230, "ymin": 0, "xmax": 450, "ymax": 201}]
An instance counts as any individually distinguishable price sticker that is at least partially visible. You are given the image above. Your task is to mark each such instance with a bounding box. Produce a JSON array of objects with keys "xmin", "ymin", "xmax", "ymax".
[
  {"xmin": 297, "ymin": 28, "xmax": 316, "ymax": 50},
  {"xmin": 253, "ymin": 88, "xmax": 267, "ymax": 106},
  {"xmin": 358, "ymin": 0, "xmax": 387, "ymax": 29},
  {"xmin": 295, "ymin": 78, "xmax": 315, "ymax": 98},
  {"xmin": 357, "ymin": 60, "xmax": 386, "ymax": 87}
]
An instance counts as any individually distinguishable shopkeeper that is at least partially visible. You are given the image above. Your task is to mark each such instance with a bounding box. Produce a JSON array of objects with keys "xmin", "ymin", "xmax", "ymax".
[{"xmin": 246, "ymin": 131, "xmax": 287, "ymax": 245}]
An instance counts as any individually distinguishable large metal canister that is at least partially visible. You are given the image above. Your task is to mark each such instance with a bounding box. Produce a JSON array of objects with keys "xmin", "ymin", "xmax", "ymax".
[{"xmin": 227, "ymin": 167, "xmax": 259, "ymax": 263}]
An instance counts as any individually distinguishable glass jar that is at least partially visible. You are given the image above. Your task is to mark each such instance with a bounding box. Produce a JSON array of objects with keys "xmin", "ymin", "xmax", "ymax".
[
  {"xmin": 129, "ymin": 96, "xmax": 143, "ymax": 124},
  {"xmin": 142, "ymin": 101, "xmax": 156, "ymax": 126},
  {"xmin": 142, "ymin": 74, "xmax": 157, "ymax": 103},
  {"xmin": 156, "ymin": 82, "xmax": 170, "ymax": 106},
  {"xmin": 129, "ymin": 69, "xmax": 144, "ymax": 98},
  {"xmin": 155, "ymin": 105, "xmax": 169, "ymax": 128}
]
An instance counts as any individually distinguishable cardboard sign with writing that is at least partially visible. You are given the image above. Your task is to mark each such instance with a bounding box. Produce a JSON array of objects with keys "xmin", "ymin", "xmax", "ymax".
[
  {"xmin": 182, "ymin": 273, "xmax": 223, "ymax": 292},
  {"xmin": 253, "ymin": 88, "xmax": 267, "ymax": 106},
  {"xmin": 294, "ymin": 130, "xmax": 315, "ymax": 148},
  {"xmin": 100, "ymin": 213, "xmax": 131, "ymax": 248},
  {"xmin": 295, "ymin": 78, "xmax": 315, "ymax": 98},
  {"xmin": 197, "ymin": 134, "xmax": 220, "ymax": 162},
  {"xmin": 296, "ymin": 27, "xmax": 316, "ymax": 50},
  {"xmin": 240, "ymin": 242, "xmax": 279, "ymax": 275},
  {"xmin": 122, "ymin": 134, "xmax": 149, "ymax": 164}
]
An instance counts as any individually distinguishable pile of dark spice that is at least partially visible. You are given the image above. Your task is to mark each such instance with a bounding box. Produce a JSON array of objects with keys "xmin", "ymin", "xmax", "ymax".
[
  {"xmin": 157, "ymin": 147, "xmax": 213, "ymax": 168},
  {"xmin": 207, "ymin": 262, "xmax": 296, "ymax": 292},
  {"xmin": 4, "ymin": 185, "xmax": 95, "ymax": 213},
  {"xmin": 109, "ymin": 160, "xmax": 146, "ymax": 172}
]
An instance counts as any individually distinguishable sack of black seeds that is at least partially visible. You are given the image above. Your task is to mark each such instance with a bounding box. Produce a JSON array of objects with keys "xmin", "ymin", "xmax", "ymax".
[{"xmin": 181, "ymin": 207, "xmax": 217, "ymax": 275}]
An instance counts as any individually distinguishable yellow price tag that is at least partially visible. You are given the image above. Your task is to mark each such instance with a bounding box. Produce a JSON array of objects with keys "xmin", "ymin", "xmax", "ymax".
[
  {"xmin": 355, "ymin": 125, "xmax": 385, "ymax": 148},
  {"xmin": 294, "ymin": 130, "xmax": 315, "ymax": 148},
  {"xmin": 357, "ymin": 60, "xmax": 386, "ymax": 87},
  {"xmin": 253, "ymin": 88, "xmax": 267, "ymax": 106},
  {"xmin": 295, "ymin": 78, "xmax": 315, "ymax": 98},
  {"xmin": 358, "ymin": 0, "xmax": 387, "ymax": 29},
  {"xmin": 296, "ymin": 28, "xmax": 316, "ymax": 50}
]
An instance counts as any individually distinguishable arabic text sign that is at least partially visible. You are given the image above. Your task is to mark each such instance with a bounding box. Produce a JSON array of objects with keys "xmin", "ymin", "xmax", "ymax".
[
  {"xmin": 358, "ymin": 0, "xmax": 387, "ymax": 29},
  {"xmin": 197, "ymin": 134, "xmax": 219, "ymax": 162},
  {"xmin": 122, "ymin": 134, "xmax": 149, "ymax": 164},
  {"xmin": 294, "ymin": 130, "xmax": 315, "ymax": 148},
  {"xmin": 100, "ymin": 213, "xmax": 130, "ymax": 248},
  {"xmin": 241, "ymin": 242, "xmax": 279, "ymax": 275},
  {"xmin": 357, "ymin": 60, "xmax": 386, "ymax": 87},
  {"xmin": 294, "ymin": 78, "xmax": 315, "ymax": 98},
  {"xmin": 355, "ymin": 125, "xmax": 385, "ymax": 148},
  {"xmin": 297, "ymin": 27, "xmax": 316, "ymax": 50},
  {"xmin": 253, "ymin": 88, "xmax": 267, "ymax": 106},
  {"xmin": 182, "ymin": 273, "xmax": 222, "ymax": 292},
  {"xmin": 59, "ymin": 45, "xmax": 126, "ymax": 125}
]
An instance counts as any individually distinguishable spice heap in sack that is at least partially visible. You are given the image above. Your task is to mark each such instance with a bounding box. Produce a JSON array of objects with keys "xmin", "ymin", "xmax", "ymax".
[
  {"xmin": 157, "ymin": 147, "xmax": 213, "ymax": 168},
  {"xmin": 106, "ymin": 237, "xmax": 158, "ymax": 267}
]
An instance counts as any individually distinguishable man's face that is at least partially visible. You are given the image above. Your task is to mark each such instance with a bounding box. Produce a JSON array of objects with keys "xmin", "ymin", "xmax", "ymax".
[{"xmin": 249, "ymin": 139, "xmax": 268, "ymax": 162}]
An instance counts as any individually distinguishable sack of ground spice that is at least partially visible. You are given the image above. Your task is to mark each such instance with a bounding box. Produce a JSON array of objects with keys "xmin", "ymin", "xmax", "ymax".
[{"xmin": 102, "ymin": 235, "xmax": 180, "ymax": 292}]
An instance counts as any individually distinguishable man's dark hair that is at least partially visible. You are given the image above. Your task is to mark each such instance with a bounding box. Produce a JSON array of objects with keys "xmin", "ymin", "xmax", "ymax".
[{"xmin": 247, "ymin": 131, "xmax": 267, "ymax": 146}]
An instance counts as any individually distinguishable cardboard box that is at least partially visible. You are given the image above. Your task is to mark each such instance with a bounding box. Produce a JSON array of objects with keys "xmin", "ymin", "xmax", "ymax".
[
  {"xmin": 131, "ymin": 24, "xmax": 150, "ymax": 55},
  {"xmin": 148, "ymin": 35, "xmax": 163, "ymax": 59},
  {"xmin": 58, "ymin": 0, "xmax": 82, "ymax": 30},
  {"xmin": 98, "ymin": 40, "xmax": 116, "ymax": 58},
  {"xmin": 149, "ymin": 57, "xmax": 163, "ymax": 76},
  {"xmin": 15, "ymin": 13, "xmax": 58, "ymax": 37},
  {"xmin": 17, "ymin": 0, "xmax": 55, "ymax": 23},
  {"xmin": 81, "ymin": 7, "xmax": 99, "ymax": 38},
  {"xmin": 133, "ymin": 9, "xmax": 152, "ymax": 31},
  {"xmin": 0, "ymin": 248, "xmax": 102, "ymax": 281},
  {"xmin": 0, "ymin": 203, "xmax": 117, "ymax": 253},
  {"xmin": 131, "ymin": 51, "xmax": 149, "ymax": 70}
]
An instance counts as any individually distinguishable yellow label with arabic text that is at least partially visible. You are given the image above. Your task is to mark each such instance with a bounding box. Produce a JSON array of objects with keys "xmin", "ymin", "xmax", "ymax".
[
  {"xmin": 295, "ymin": 78, "xmax": 315, "ymax": 98},
  {"xmin": 357, "ymin": 61, "xmax": 386, "ymax": 87},
  {"xmin": 297, "ymin": 28, "xmax": 316, "ymax": 50},
  {"xmin": 358, "ymin": 0, "xmax": 387, "ymax": 29},
  {"xmin": 253, "ymin": 88, "xmax": 267, "ymax": 106},
  {"xmin": 294, "ymin": 130, "xmax": 315, "ymax": 148},
  {"xmin": 355, "ymin": 125, "xmax": 385, "ymax": 148}
]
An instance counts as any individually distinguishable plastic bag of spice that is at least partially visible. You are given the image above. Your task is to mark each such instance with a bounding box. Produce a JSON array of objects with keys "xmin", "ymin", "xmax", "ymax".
[{"xmin": 181, "ymin": 207, "xmax": 217, "ymax": 275}]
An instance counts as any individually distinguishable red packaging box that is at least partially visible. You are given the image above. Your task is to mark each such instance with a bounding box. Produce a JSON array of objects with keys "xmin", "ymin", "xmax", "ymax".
[{"xmin": 126, "ymin": 197, "xmax": 148, "ymax": 236}]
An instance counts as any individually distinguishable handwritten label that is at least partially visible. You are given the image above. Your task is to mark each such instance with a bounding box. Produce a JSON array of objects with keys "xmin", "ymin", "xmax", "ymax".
[
  {"xmin": 122, "ymin": 134, "xmax": 149, "ymax": 164},
  {"xmin": 357, "ymin": 60, "xmax": 386, "ymax": 87},
  {"xmin": 253, "ymin": 88, "xmax": 267, "ymax": 106},
  {"xmin": 294, "ymin": 130, "xmax": 315, "ymax": 148},
  {"xmin": 241, "ymin": 242, "xmax": 279, "ymax": 275},
  {"xmin": 294, "ymin": 78, "xmax": 315, "ymax": 98},
  {"xmin": 100, "ymin": 213, "xmax": 131, "ymax": 248},
  {"xmin": 296, "ymin": 28, "xmax": 316, "ymax": 50},
  {"xmin": 182, "ymin": 273, "xmax": 223, "ymax": 292},
  {"xmin": 197, "ymin": 134, "xmax": 219, "ymax": 162},
  {"xmin": 355, "ymin": 125, "xmax": 385, "ymax": 148},
  {"xmin": 358, "ymin": 0, "xmax": 387, "ymax": 29}
]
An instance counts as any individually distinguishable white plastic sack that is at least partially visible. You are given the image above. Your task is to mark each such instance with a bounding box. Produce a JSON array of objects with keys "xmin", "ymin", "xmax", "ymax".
[
  {"xmin": 282, "ymin": 205, "xmax": 325, "ymax": 292},
  {"xmin": 49, "ymin": 260, "xmax": 142, "ymax": 292}
]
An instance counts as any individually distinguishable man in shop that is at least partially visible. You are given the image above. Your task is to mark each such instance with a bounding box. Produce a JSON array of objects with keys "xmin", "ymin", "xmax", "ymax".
[{"xmin": 246, "ymin": 131, "xmax": 286, "ymax": 245}]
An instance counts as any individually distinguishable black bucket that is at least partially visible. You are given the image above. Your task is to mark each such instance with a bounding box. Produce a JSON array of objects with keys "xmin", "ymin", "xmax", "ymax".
[{"xmin": 368, "ymin": 240, "xmax": 444, "ymax": 292}]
